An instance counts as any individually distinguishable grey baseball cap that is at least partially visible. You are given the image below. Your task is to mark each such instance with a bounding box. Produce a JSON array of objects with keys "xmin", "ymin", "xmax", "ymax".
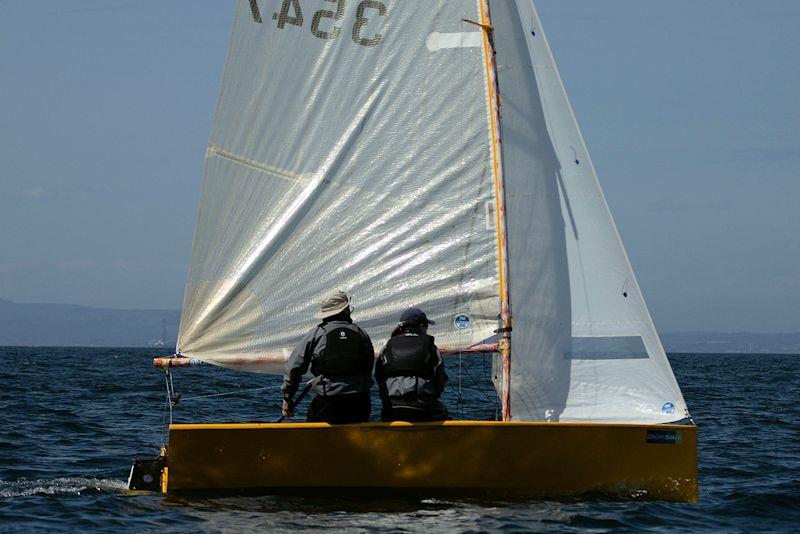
[{"xmin": 315, "ymin": 290, "xmax": 350, "ymax": 319}]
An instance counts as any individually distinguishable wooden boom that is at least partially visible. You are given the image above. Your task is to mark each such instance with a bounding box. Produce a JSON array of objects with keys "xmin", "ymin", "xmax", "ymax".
[{"xmin": 152, "ymin": 343, "xmax": 499, "ymax": 369}]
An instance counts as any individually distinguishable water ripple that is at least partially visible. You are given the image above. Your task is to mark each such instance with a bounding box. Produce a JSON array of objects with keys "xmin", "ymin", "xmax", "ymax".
[{"xmin": 0, "ymin": 477, "xmax": 128, "ymax": 498}]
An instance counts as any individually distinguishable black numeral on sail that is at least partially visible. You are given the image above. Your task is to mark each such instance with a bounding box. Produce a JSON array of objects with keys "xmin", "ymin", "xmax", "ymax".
[
  {"xmin": 352, "ymin": 1, "xmax": 386, "ymax": 47},
  {"xmin": 273, "ymin": 0, "xmax": 304, "ymax": 29},
  {"xmin": 249, "ymin": 0, "xmax": 263, "ymax": 23},
  {"xmin": 269, "ymin": 0, "xmax": 386, "ymax": 48},
  {"xmin": 311, "ymin": 0, "xmax": 346, "ymax": 40}
]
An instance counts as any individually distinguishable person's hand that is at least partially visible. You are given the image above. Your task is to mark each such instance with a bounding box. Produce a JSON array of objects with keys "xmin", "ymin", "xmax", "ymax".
[{"xmin": 282, "ymin": 399, "xmax": 293, "ymax": 418}]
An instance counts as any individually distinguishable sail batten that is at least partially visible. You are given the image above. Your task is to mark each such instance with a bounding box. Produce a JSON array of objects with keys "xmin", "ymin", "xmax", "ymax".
[{"xmin": 207, "ymin": 145, "xmax": 310, "ymax": 183}]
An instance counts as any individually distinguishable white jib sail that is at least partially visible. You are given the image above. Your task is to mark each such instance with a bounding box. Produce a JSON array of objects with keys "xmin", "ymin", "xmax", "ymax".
[
  {"xmin": 177, "ymin": 0, "xmax": 504, "ymax": 373},
  {"xmin": 492, "ymin": 0, "xmax": 690, "ymax": 424}
]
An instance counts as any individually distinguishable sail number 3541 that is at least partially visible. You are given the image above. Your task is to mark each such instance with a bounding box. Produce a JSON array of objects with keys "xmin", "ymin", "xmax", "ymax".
[{"xmin": 250, "ymin": 0, "xmax": 386, "ymax": 47}]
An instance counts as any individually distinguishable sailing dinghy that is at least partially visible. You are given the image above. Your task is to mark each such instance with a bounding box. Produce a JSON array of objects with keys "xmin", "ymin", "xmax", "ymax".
[{"xmin": 133, "ymin": 0, "xmax": 697, "ymax": 500}]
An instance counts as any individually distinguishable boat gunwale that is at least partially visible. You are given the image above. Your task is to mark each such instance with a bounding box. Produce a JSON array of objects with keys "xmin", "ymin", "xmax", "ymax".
[{"xmin": 170, "ymin": 421, "xmax": 697, "ymax": 431}]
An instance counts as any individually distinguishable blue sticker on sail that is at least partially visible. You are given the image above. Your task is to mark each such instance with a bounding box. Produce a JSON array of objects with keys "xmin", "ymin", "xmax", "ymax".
[
  {"xmin": 453, "ymin": 313, "xmax": 471, "ymax": 330},
  {"xmin": 661, "ymin": 402, "xmax": 675, "ymax": 415}
]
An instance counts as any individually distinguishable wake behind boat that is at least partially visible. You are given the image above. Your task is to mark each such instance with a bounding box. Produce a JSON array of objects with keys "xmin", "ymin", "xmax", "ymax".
[{"xmin": 131, "ymin": 0, "xmax": 697, "ymax": 501}]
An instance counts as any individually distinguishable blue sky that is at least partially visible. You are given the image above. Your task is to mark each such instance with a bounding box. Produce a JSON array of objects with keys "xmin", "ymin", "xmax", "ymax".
[{"xmin": 1, "ymin": 1, "xmax": 798, "ymax": 333}]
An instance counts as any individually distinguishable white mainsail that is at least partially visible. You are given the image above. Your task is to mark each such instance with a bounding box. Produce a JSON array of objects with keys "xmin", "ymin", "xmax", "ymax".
[
  {"xmin": 491, "ymin": 0, "xmax": 690, "ymax": 424},
  {"xmin": 177, "ymin": 0, "xmax": 503, "ymax": 373}
]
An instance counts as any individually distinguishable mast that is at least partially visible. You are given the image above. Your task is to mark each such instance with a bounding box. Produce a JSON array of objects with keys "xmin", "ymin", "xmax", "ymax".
[{"xmin": 478, "ymin": 0, "xmax": 513, "ymax": 421}]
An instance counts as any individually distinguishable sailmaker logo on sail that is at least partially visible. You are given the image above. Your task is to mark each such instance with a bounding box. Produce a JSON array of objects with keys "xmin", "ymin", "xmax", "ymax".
[{"xmin": 453, "ymin": 314, "xmax": 471, "ymax": 330}]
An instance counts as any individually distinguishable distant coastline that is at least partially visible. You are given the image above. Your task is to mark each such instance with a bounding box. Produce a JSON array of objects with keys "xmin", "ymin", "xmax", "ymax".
[
  {"xmin": 659, "ymin": 332, "xmax": 800, "ymax": 355},
  {"xmin": 0, "ymin": 298, "xmax": 179, "ymax": 348},
  {"xmin": 1, "ymin": 298, "xmax": 798, "ymax": 353}
]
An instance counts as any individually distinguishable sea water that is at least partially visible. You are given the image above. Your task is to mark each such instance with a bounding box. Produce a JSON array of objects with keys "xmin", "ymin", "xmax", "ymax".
[{"xmin": 0, "ymin": 347, "xmax": 798, "ymax": 532}]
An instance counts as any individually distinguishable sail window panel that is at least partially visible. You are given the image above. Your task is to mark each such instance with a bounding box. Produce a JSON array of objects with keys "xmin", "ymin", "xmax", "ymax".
[
  {"xmin": 177, "ymin": 0, "xmax": 505, "ymax": 372},
  {"xmin": 565, "ymin": 336, "xmax": 648, "ymax": 360}
]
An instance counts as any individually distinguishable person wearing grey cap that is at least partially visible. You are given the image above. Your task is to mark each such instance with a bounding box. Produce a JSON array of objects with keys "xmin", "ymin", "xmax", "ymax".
[
  {"xmin": 375, "ymin": 307, "xmax": 449, "ymax": 422},
  {"xmin": 281, "ymin": 290, "xmax": 375, "ymax": 424}
]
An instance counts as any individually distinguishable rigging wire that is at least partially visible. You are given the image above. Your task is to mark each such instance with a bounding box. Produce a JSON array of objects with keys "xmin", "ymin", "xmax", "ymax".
[
  {"xmin": 457, "ymin": 351, "xmax": 464, "ymax": 419},
  {"xmin": 459, "ymin": 352, "xmax": 497, "ymax": 406},
  {"xmin": 483, "ymin": 352, "xmax": 501, "ymax": 419},
  {"xmin": 160, "ymin": 369, "xmax": 181, "ymax": 447},
  {"xmin": 165, "ymin": 369, "xmax": 179, "ymax": 424},
  {"xmin": 157, "ymin": 368, "xmax": 283, "ymax": 445},
  {"xmin": 492, "ymin": 351, "xmax": 501, "ymax": 421},
  {"xmin": 159, "ymin": 372, "xmax": 170, "ymax": 448}
]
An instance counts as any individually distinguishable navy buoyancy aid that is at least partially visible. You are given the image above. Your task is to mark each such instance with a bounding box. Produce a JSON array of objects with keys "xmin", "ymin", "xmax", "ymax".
[
  {"xmin": 380, "ymin": 333, "xmax": 435, "ymax": 380},
  {"xmin": 312, "ymin": 323, "xmax": 372, "ymax": 377}
]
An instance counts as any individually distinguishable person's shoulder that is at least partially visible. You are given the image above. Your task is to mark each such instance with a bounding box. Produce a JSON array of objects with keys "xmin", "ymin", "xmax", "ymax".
[
  {"xmin": 306, "ymin": 323, "xmax": 325, "ymax": 338},
  {"xmin": 350, "ymin": 322, "xmax": 373, "ymax": 339}
]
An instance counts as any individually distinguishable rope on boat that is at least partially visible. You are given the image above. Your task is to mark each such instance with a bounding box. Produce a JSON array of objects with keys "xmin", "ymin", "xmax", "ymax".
[
  {"xmin": 160, "ymin": 373, "xmax": 170, "ymax": 449},
  {"xmin": 157, "ymin": 370, "xmax": 283, "ymax": 446},
  {"xmin": 165, "ymin": 370, "xmax": 179, "ymax": 420},
  {"xmin": 461, "ymin": 353, "xmax": 497, "ymax": 406},
  {"xmin": 160, "ymin": 369, "xmax": 181, "ymax": 448}
]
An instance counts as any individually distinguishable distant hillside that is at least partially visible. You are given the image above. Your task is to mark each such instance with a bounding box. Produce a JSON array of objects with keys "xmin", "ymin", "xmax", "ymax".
[
  {"xmin": 0, "ymin": 298, "xmax": 179, "ymax": 347},
  {"xmin": 660, "ymin": 332, "xmax": 800, "ymax": 355},
  {"xmin": 1, "ymin": 298, "xmax": 798, "ymax": 352}
]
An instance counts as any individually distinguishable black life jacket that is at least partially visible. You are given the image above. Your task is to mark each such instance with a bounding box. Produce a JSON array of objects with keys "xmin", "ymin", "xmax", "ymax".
[
  {"xmin": 380, "ymin": 332, "xmax": 436, "ymax": 380},
  {"xmin": 311, "ymin": 322, "xmax": 372, "ymax": 377}
]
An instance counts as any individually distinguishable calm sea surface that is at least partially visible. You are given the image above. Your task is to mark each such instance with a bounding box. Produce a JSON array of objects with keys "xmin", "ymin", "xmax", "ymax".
[{"xmin": 0, "ymin": 348, "xmax": 798, "ymax": 532}]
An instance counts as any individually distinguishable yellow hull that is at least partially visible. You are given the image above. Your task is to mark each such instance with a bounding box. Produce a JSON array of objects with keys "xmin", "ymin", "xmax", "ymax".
[{"xmin": 165, "ymin": 421, "xmax": 697, "ymax": 501}]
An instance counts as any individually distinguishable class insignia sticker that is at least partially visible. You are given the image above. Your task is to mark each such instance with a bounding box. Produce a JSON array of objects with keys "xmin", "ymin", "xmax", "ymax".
[
  {"xmin": 453, "ymin": 313, "xmax": 471, "ymax": 330},
  {"xmin": 661, "ymin": 402, "xmax": 675, "ymax": 415},
  {"xmin": 646, "ymin": 429, "xmax": 682, "ymax": 444}
]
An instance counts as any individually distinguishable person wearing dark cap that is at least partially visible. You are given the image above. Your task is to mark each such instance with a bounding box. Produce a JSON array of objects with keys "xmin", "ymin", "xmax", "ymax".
[
  {"xmin": 281, "ymin": 290, "xmax": 375, "ymax": 424},
  {"xmin": 375, "ymin": 307, "xmax": 449, "ymax": 422}
]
